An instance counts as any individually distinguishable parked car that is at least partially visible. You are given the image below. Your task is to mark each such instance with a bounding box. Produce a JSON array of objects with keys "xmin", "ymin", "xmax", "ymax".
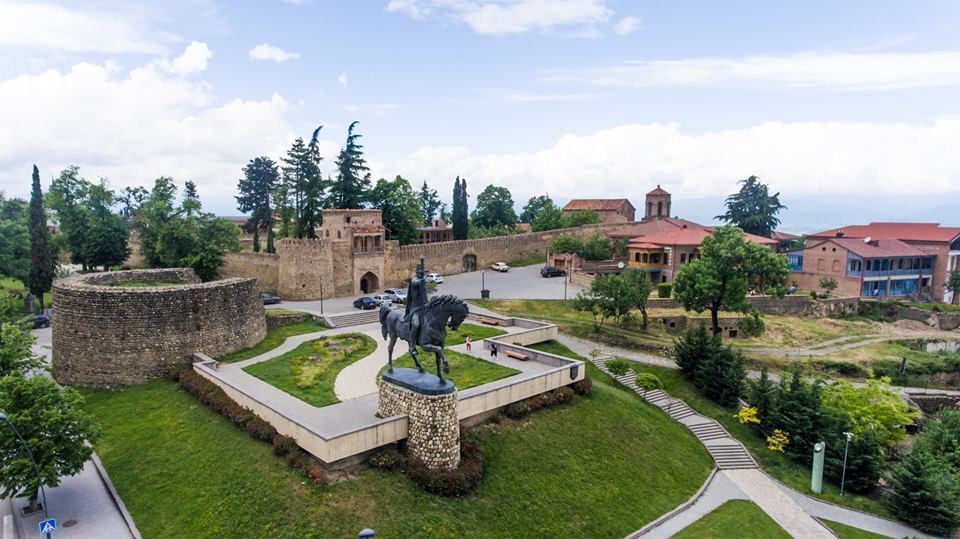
[
  {"xmin": 393, "ymin": 289, "xmax": 408, "ymax": 304},
  {"xmin": 540, "ymin": 266, "xmax": 566, "ymax": 278},
  {"xmin": 491, "ymin": 262, "xmax": 510, "ymax": 272},
  {"xmin": 426, "ymin": 272, "xmax": 444, "ymax": 283},
  {"xmin": 370, "ymin": 294, "xmax": 394, "ymax": 305},
  {"xmin": 353, "ymin": 296, "xmax": 379, "ymax": 310},
  {"xmin": 260, "ymin": 293, "xmax": 281, "ymax": 305},
  {"xmin": 382, "ymin": 288, "xmax": 403, "ymax": 303},
  {"xmin": 24, "ymin": 313, "xmax": 51, "ymax": 329}
]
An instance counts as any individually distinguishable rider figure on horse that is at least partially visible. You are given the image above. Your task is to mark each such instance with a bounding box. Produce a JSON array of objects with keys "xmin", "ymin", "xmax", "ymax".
[{"xmin": 404, "ymin": 256, "xmax": 428, "ymax": 354}]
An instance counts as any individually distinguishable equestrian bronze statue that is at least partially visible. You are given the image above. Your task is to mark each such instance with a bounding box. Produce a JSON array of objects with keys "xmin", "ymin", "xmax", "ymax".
[{"xmin": 379, "ymin": 257, "xmax": 469, "ymax": 384}]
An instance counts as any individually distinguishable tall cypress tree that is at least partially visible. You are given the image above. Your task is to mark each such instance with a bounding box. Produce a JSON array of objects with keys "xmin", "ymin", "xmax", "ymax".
[
  {"xmin": 331, "ymin": 121, "xmax": 371, "ymax": 209},
  {"xmin": 28, "ymin": 165, "xmax": 55, "ymax": 312},
  {"xmin": 452, "ymin": 176, "xmax": 468, "ymax": 240}
]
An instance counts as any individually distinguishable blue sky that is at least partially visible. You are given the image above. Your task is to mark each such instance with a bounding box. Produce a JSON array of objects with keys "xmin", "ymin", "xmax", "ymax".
[{"xmin": 1, "ymin": 0, "xmax": 960, "ymax": 231}]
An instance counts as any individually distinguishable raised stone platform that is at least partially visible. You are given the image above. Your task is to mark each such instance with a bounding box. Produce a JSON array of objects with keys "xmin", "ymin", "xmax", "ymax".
[{"xmin": 377, "ymin": 370, "xmax": 460, "ymax": 470}]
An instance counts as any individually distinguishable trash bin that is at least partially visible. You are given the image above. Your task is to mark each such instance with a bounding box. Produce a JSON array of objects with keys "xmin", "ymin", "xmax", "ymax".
[{"xmin": 481, "ymin": 289, "xmax": 490, "ymax": 299}]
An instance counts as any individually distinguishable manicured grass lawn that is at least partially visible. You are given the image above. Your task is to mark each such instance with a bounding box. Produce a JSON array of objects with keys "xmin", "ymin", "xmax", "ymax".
[
  {"xmin": 476, "ymin": 299, "xmax": 877, "ymax": 356},
  {"xmin": 217, "ymin": 319, "xmax": 328, "ymax": 363},
  {"xmin": 0, "ymin": 276, "xmax": 51, "ymax": 308},
  {"xmin": 444, "ymin": 322, "xmax": 506, "ymax": 345},
  {"xmin": 380, "ymin": 350, "xmax": 519, "ymax": 390},
  {"xmin": 83, "ymin": 347, "xmax": 713, "ymax": 537},
  {"xmin": 822, "ymin": 519, "xmax": 891, "ymax": 539},
  {"xmin": 113, "ymin": 280, "xmax": 185, "ymax": 288},
  {"xmin": 674, "ymin": 500, "xmax": 790, "ymax": 539},
  {"xmin": 629, "ymin": 362, "xmax": 892, "ymax": 518},
  {"xmin": 243, "ymin": 333, "xmax": 375, "ymax": 407}
]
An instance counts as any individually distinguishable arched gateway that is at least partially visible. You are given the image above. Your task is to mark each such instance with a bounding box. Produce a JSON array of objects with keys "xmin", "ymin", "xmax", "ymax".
[{"xmin": 359, "ymin": 271, "xmax": 379, "ymax": 294}]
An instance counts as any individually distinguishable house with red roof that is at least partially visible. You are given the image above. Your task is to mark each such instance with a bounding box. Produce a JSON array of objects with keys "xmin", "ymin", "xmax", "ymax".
[
  {"xmin": 624, "ymin": 221, "xmax": 777, "ymax": 283},
  {"xmin": 788, "ymin": 222, "xmax": 960, "ymax": 301}
]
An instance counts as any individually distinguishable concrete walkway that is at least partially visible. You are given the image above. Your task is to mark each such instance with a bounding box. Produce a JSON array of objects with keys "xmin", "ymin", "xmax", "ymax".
[{"xmin": 334, "ymin": 329, "xmax": 390, "ymax": 401}]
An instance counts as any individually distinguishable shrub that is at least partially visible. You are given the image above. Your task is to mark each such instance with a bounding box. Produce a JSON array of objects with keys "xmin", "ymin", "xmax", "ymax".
[
  {"xmin": 407, "ymin": 438, "xmax": 484, "ymax": 497},
  {"xmin": 634, "ymin": 372, "xmax": 663, "ymax": 391},
  {"xmin": 885, "ymin": 449, "xmax": 960, "ymax": 536},
  {"xmin": 738, "ymin": 311, "xmax": 765, "ymax": 337},
  {"xmin": 657, "ymin": 283, "xmax": 672, "ymax": 298},
  {"xmin": 810, "ymin": 290, "xmax": 819, "ymax": 300},
  {"xmin": 272, "ymin": 434, "xmax": 299, "ymax": 457},
  {"xmin": 571, "ymin": 376, "xmax": 593, "ymax": 396},
  {"xmin": 605, "ymin": 357, "xmax": 631, "ymax": 376},
  {"xmin": 245, "ymin": 417, "xmax": 278, "ymax": 442},
  {"xmin": 369, "ymin": 447, "xmax": 406, "ymax": 471},
  {"xmin": 504, "ymin": 401, "xmax": 531, "ymax": 419}
]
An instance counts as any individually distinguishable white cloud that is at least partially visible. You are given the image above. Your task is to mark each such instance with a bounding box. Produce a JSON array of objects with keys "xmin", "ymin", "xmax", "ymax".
[
  {"xmin": 0, "ymin": 0, "xmax": 173, "ymax": 54},
  {"xmin": 388, "ymin": 0, "xmax": 614, "ymax": 35},
  {"xmin": 560, "ymin": 50, "xmax": 960, "ymax": 90},
  {"xmin": 373, "ymin": 119, "xmax": 960, "ymax": 209},
  {"xmin": 165, "ymin": 41, "xmax": 212, "ymax": 75},
  {"xmin": 613, "ymin": 16, "xmax": 640, "ymax": 35},
  {"xmin": 0, "ymin": 45, "xmax": 300, "ymax": 211},
  {"xmin": 249, "ymin": 43, "xmax": 300, "ymax": 63},
  {"xmin": 338, "ymin": 72, "xmax": 348, "ymax": 88}
]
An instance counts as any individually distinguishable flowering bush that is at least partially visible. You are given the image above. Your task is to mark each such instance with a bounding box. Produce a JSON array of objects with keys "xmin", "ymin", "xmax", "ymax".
[
  {"xmin": 767, "ymin": 429, "xmax": 789, "ymax": 452},
  {"xmin": 735, "ymin": 406, "xmax": 760, "ymax": 425}
]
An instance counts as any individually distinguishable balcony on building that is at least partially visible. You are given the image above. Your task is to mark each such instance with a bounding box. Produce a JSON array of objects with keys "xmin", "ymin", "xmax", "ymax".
[
  {"xmin": 627, "ymin": 242, "xmax": 669, "ymax": 280},
  {"xmin": 417, "ymin": 219, "xmax": 454, "ymax": 244}
]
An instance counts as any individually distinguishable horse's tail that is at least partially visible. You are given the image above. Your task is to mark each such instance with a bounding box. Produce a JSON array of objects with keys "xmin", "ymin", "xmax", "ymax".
[{"xmin": 379, "ymin": 304, "xmax": 390, "ymax": 340}]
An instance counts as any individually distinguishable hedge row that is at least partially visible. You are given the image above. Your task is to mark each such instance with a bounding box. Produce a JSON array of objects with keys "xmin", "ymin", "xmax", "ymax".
[
  {"xmin": 407, "ymin": 434, "xmax": 484, "ymax": 497},
  {"xmin": 504, "ymin": 385, "xmax": 576, "ymax": 419}
]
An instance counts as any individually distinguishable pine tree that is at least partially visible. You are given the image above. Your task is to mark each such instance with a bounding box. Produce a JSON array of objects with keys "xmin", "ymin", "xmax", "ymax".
[
  {"xmin": 749, "ymin": 367, "xmax": 778, "ymax": 426},
  {"xmin": 236, "ymin": 156, "xmax": 279, "ymax": 253},
  {"xmin": 695, "ymin": 344, "xmax": 746, "ymax": 407},
  {"xmin": 673, "ymin": 322, "xmax": 714, "ymax": 380},
  {"xmin": 715, "ymin": 175, "xmax": 787, "ymax": 238},
  {"xmin": 769, "ymin": 364, "xmax": 823, "ymax": 462},
  {"xmin": 182, "ymin": 180, "xmax": 201, "ymax": 217},
  {"xmin": 27, "ymin": 165, "xmax": 55, "ymax": 312},
  {"xmin": 885, "ymin": 449, "xmax": 960, "ymax": 536},
  {"xmin": 419, "ymin": 180, "xmax": 442, "ymax": 225},
  {"xmin": 331, "ymin": 121, "xmax": 371, "ymax": 209}
]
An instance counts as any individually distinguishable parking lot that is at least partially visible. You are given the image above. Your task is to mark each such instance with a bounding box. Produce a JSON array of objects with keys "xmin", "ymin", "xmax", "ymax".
[{"xmin": 272, "ymin": 263, "xmax": 582, "ymax": 316}]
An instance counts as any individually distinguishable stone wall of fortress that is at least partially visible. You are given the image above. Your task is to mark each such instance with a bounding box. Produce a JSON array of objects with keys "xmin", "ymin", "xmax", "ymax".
[
  {"xmin": 225, "ymin": 222, "xmax": 634, "ymax": 301},
  {"xmin": 384, "ymin": 222, "xmax": 633, "ymax": 287}
]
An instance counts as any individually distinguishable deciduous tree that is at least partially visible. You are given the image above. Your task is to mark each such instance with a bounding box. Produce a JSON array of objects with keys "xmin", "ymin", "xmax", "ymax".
[
  {"xmin": 519, "ymin": 194, "xmax": 554, "ymax": 224},
  {"xmin": 471, "ymin": 185, "xmax": 517, "ymax": 229},
  {"xmin": 369, "ymin": 176, "xmax": 423, "ymax": 245}
]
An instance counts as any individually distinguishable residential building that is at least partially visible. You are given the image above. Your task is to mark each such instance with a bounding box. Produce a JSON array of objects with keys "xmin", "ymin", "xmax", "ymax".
[
  {"xmin": 417, "ymin": 219, "xmax": 454, "ymax": 244},
  {"xmin": 624, "ymin": 222, "xmax": 777, "ymax": 283},
  {"xmin": 791, "ymin": 222, "xmax": 960, "ymax": 301},
  {"xmin": 562, "ymin": 198, "xmax": 636, "ymax": 223}
]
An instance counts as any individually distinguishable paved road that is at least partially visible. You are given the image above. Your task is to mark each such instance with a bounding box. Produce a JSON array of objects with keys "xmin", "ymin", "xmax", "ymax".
[{"xmin": 272, "ymin": 263, "xmax": 582, "ymax": 316}]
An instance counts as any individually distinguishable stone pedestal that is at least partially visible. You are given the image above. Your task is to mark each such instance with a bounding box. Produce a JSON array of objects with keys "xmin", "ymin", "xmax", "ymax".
[{"xmin": 377, "ymin": 368, "xmax": 460, "ymax": 470}]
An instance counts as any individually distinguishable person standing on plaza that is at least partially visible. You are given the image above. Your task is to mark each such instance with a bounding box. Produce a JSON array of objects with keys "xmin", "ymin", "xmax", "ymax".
[{"xmin": 465, "ymin": 335, "xmax": 472, "ymax": 352}]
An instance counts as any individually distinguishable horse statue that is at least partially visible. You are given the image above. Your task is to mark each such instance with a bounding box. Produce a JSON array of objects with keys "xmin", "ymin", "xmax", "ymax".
[{"xmin": 379, "ymin": 294, "xmax": 469, "ymax": 384}]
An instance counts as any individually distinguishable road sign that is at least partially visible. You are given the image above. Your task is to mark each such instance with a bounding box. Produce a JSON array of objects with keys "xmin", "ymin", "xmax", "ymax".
[{"xmin": 39, "ymin": 518, "xmax": 56, "ymax": 535}]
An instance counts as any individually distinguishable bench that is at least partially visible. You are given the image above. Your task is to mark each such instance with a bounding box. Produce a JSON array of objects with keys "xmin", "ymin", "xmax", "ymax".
[
  {"xmin": 476, "ymin": 316, "xmax": 501, "ymax": 326},
  {"xmin": 504, "ymin": 350, "xmax": 529, "ymax": 361}
]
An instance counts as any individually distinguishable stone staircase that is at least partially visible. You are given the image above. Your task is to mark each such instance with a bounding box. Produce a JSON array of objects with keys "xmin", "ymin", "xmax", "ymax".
[
  {"xmin": 592, "ymin": 356, "xmax": 758, "ymax": 471},
  {"xmin": 325, "ymin": 310, "xmax": 380, "ymax": 328}
]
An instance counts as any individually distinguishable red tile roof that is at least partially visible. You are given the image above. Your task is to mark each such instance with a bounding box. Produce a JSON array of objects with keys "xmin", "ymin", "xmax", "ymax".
[
  {"xmin": 629, "ymin": 227, "xmax": 776, "ymax": 248},
  {"xmin": 608, "ymin": 217, "xmax": 702, "ymax": 238},
  {"xmin": 810, "ymin": 222, "xmax": 960, "ymax": 243},
  {"xmin": 646, "ymin": 185, "xmax": 670, "ymax": 196},
  {"xmin": 562, "ymin": 198, "xmax": 635, "ymax": 212},
  {"xmin": 627, "ymin": 241, "xmax": 663, "ymax": 249},
  {"xmin": 771, "ymin": 230, "xmax": 799, "ymax": 241},
  {"xmin": 818, "ymin": 238, "xmax": 927, "ymax": 258}
]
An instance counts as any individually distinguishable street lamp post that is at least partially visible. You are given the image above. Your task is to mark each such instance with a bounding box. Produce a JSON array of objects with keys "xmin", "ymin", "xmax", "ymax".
[
  {"xmin": 0, "ymin": 413, "xmax": 52, "ymax": 539},
  {"xmin": 320, "ymin": 280, "xmax": 324, "ymax": 315},
  {"xmin": 840, "ymin": 431, "xmax": 854, "ymax": 496}
]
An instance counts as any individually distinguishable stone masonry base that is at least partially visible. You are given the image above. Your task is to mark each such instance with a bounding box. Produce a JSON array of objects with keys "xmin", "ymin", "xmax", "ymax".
[{"xmin": 377, "ymin": 379, "xmax": 460, "ymax": 470}]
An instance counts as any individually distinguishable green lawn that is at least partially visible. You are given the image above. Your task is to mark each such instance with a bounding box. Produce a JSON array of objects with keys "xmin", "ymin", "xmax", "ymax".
[
  {"xmin": 444, "ymin": 322, "xmax": 506, "ymax": 345},
  {"xmin": 217, "ymin": 319, "xmax": 328, "ymax": 363},
  {"xmin": 113, "ymin": 280, "xmax": 185, "ymax": 288},
  {"xmin": 0, "ymin": 276, "xmax": 51, "ymax": 308},
  {"xmin": 83, "ymin": 343, "xmax": 713, "ymax": 538},
  {"xmin": 380, "ymin": 349, "xmax": 520, "ymax": 391},
  {"xmin": 822, "ymin": 519, "xmax": 891, "ymax": 539},
  {"xmin": 674, "ymin": 500, "xmax": 790, "ymax": 539},
  {"xmin": 629, "ymin": 362, "xmax": 892, "ymax": 517},
  {"xmin": 243, "ymin": 333, "xmax": 376, "ymax": 408}
]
